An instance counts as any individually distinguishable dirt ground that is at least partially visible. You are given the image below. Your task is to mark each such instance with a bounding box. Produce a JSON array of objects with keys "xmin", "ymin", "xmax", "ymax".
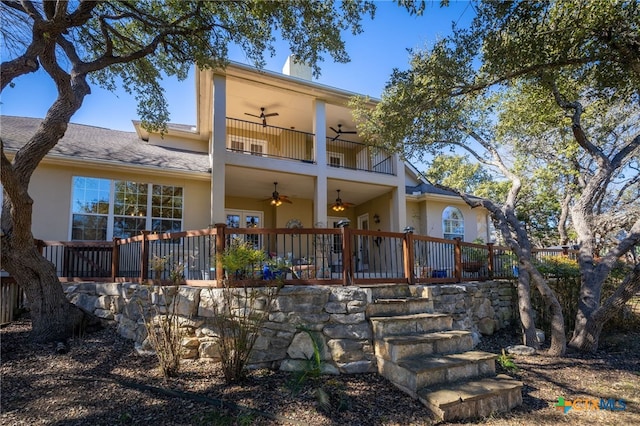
[{"xmin": 1, "ymin": 316, "xmax": 638, "ymax": 426}]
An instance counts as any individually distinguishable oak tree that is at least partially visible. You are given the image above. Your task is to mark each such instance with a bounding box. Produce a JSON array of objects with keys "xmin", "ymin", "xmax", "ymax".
[
  {"xmin": 354, "ymin": 0, "xmax": 639, "ymax": 353},
  {"xmin": 0, "ymin": 0, "xmax": 382, "ymax": 342}
]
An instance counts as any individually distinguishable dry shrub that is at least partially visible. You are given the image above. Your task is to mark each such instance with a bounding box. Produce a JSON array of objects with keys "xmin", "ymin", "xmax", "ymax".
[
  {"xmin": 140, "ymin": 284, "xmax": 184, "ymax": 379},
  {"xmin": 208, "ymin": 283, "xmax": 280, "ymax": 383}
]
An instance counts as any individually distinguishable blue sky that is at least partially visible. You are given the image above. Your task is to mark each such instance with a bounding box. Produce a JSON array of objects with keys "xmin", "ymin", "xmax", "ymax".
[{"xmin": 0, "ymin": 1, "xmax": 475, "ymax": 132}]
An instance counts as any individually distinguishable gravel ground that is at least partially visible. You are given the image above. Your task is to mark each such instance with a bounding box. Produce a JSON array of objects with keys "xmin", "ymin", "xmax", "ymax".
[{"xmin": 1, "ymin": 316, "xmax": 638, "ymax": 426}]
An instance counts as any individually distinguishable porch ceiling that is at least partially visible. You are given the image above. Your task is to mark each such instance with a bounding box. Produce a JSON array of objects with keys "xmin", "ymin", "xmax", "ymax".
[
  {"xmin": 225, "ymin": 76, "xmax": 361, "ymax": 140},
  {"xmin": 225, "ymin": 166, "xmax": 390, "ymax": 206}
]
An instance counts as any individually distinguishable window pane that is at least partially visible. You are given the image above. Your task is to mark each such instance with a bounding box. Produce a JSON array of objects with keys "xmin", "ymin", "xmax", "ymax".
[
  {"xmin": 115, "ymin": 181, "xmax": 147, "ymax": 216},
  {"xmin": 443, "ymin": 206, "xmax": 464, "ymax": 240},
  {"xmin": 113, "ymin": 217, "xmax": 146, "ymax": 239},
  {"xmin": 72, "ymin": 177, "xmax": 110, "ymax": 214},
  {"xmin": 226, "ymin": 215, "xmax": 240, "ymax": 228},
  {"xmin": 151, "ymin": 184, "xmax": 183, "ymax": 224},
  {"xmin": 152, "ymin": 219, "xmax": 181, "ymax": 234},
  {"xmin": 72, "ymin": 214, "xmax": 107, "ymax": 240}
]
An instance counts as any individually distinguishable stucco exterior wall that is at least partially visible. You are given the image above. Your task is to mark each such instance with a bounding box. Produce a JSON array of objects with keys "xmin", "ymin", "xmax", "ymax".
[
  {"xmin": 146, "ymin": 133, "xmax": 208, "ymax": 153},
  {"xmin": 424, "ymin": 199, "xmax": 487, "ymax": 242},
  {"xmin": 30, "ymin": 162, "xmax": 211, "ymax": 240}
]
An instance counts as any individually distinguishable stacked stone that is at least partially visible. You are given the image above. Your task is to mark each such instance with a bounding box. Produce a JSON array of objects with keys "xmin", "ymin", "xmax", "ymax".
[
  {"xmin": 420, "ymin": 281, "xmax": 514, "ymax": 337},
  {"xmin": 64, "ymin": 280, "xmax": 514, "ymax": 374},
  {"xmin": 64, "ymin": 283, "xmax": 376, "ymax": 374}
]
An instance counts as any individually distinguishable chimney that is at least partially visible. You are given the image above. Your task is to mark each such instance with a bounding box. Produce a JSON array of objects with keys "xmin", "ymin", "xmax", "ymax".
[{"xmin": 282, "ymin": 55, "xmax": 312, "ymax": 81}]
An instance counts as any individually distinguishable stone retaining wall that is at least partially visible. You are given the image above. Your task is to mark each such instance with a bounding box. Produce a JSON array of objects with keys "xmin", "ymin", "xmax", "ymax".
[
  {"xmin": 420, "ymin": 281, "xmax": 516, "ymax": 336},
  {"xmin": 64, "ymin": 281, "xmax": 514, "ymax": 374}
]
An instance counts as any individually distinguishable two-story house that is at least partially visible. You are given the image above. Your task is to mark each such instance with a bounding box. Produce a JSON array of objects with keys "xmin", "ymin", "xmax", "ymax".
[{"xmin": 2, "ymin": 58, "xmax": 492, "ymax": 253}]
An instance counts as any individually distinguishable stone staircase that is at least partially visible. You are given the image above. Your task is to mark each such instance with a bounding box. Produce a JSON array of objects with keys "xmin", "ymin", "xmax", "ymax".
[{"xmin": 364, "ymin": 284, "xmax": 523, "ymax": 422}]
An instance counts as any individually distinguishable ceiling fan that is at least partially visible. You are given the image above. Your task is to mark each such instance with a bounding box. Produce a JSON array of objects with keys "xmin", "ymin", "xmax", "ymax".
[
  {"xmin": 329, "ymin": 124, "xmax": 357, "ymax": 141},
  {"xmin": 245, "ymin": 107, "xmax": 279, "ymax": 127},
  {"xmin": 263, "ymin": 182, "xmax": 292, "ymax": 206},
  {"xmin": 330, "ymin": 189, "xmax": 355, "ymax": 212}
]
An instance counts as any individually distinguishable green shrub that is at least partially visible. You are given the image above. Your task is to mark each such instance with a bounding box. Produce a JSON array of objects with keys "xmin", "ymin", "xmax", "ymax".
[{"xmin": 497, "ymin": 348, "xmax": 518, "ymax": 373}]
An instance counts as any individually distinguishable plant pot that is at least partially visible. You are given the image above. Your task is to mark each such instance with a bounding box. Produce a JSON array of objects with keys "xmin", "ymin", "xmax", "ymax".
[{"xmin": 462, "ymin": 261, "xmax": 483, "ymax": 273}]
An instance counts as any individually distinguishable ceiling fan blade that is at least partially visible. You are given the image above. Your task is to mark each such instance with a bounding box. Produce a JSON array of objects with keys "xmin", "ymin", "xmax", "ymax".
[
  {"xmin": 329, "ymin": 127, "xmax": 338, "ymax": 133},
  {"xmin": 264, "ymin": 112, "xmax": 279, "ymax": 118},
  {"xmin": 245, "ymin": 113, "xmax": 260, "ymax": 118},
  {"xmin": 280, "ymin": 198, "xmax": 293, "ymax": 204}
]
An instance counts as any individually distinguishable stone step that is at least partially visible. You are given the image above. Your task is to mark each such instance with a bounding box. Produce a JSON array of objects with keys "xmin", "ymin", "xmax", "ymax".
[
  {"xmin": 361, "ymin": 284, "xmax": 412, "ymax": 300},
  {"xmin": 417, "ymin": 374, "xmax": 523, "ymax": 421},
  {"xmin": 369, "ymin": 312, "xmax": 452, "ymax": 339},
  {"xmin": 377, "ymin": 350, "xmax": 497, "ymax": 395},
  {"xmin": 375, "ymin": 330, "xmax": 474, "ymax": 362},
  {"xmin": 366, "ymin": 297, "xmax": 434, "ymax": 318}
]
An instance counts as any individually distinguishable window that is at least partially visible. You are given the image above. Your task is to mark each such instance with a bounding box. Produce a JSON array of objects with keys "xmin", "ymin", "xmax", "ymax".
[
  {"xmin": 226, "ymin": 209, "xmax": 263, "ymax": 249},
  {"xmin": 443, "ymin": 206, "xmax": 464, "ymax": 240},
  {"xmin": 71, "ymin": 177, "xmax": 183, "ymax": 240},
  {"xmin": 227, "ymin": 135, "xmax": 267, "ymax": 156},
  {"xmin": 71, "ymin": 177, "xmax": 111, "ymax": 240},
  {"xmin": 328, "ymin": 216, "xmax": 348, "ymax": 254},
  {"xmin": 327, "ymin": 151, "xmax": 344, "ymax": 167}
]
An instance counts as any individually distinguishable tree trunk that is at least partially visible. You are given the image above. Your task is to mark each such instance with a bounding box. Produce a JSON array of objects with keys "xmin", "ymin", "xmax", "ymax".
[
  {"xmin": 516, "ymin": 268, "xmax": 539, "ymax": 348},
  {"xmin": 3, "ymin": 243, "xmax": 86, "ymax": 342},
  {"xmin": 569, "ymin": 263, "xmax": 640, "ymax": 352}
]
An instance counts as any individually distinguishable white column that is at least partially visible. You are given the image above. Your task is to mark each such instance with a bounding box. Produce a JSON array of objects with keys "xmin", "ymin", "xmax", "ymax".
[
  {"xmin": 210, "ymin": 73, "xmax": 227, "ymax": 225},
  {"xmin": 391, "ymin": 154, "xmax": 407, "ymax": 231},
  {"xmin": 313, "ymin": 100, "xmax": 327, "ymax": 227}
]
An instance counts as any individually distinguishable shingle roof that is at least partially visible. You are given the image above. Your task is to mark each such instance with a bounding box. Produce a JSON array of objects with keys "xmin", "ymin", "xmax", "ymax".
[
  {"xmin": 406, "ymin": 182, "xmax": 460, "ymax": 197},
  {"xmin": 1, "ymin": 116, "xmax": 209, "ymax": 174}
]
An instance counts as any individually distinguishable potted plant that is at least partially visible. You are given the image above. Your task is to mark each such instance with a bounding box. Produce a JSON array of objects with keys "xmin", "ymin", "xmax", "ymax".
[
  {"xmin": 219, "ymin": 238, "xmax": 266, "ymax": 282},
  {"xmin": 461, "ymin": 238, "xmax": 487, "ymax": 273}
]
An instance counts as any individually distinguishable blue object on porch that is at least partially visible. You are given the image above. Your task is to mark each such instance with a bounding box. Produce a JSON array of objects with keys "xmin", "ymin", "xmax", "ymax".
[
  {"xmin": 431, "ymin": 269, "xmax": 447, "ymax": 278},
  {"xmin": 512, "ymin": 266, "xmax": 519, "ymax": 277},
  {"xmin": 262, "ymin": 264, "xmax": 272, "ymax": 280}
]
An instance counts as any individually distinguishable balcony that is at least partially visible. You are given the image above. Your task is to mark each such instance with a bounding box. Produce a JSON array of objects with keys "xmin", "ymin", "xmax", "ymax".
[{"xmin": 225, "ymin": 118, "xmax": 396, "ymax": 175}]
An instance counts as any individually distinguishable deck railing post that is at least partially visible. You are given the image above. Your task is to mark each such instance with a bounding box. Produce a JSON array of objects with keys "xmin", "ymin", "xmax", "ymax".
[
  {"xmin": 35, "ymin": 239, "xmax": 45, "ymax": 255},
  {"xmin": 215, "ymin": 223, "xmax": 227, "ymax": 287},
  {"xmin": 403, "ymin": 227, "xmax": 415, "ymax": 284},
  {"xmin": 140, "ymin": 231, "xmax": 151, "ymax": 283},
  {"xmin": 486, "ymin": 243, "xmax": 494, "ymax": 279},
  {"xmin": 338, "ymin": 220, "xmax": 352, "ymax": 286},
  {"xmin": 111, "ymin": 237, "xmax": 120, "ymax": 282},
  {"xmin": 454, "ymin": 237, "xmax": 462, "ymax": 283}
]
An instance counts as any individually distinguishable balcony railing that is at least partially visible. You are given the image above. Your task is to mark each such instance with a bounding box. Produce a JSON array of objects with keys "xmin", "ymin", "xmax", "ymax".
[
  {"xmin": 326, "ymin": 137, "xmax": 396, "ymax": 175},
  {"xmin": 226, "ymin": 118, "xmax": 315, "ymax": 163},
  {"xmin": 22, "ymin": 228, "xmax": 590, "ymax": 287},
  {"xmin": 224, "ymin": 117, "xmax": 396, "ymax": 175}
]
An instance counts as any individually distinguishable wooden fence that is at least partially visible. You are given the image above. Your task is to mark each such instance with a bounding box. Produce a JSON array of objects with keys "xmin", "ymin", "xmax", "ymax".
[{"xmin": 1, "ymin": 279, "xmax": 26, "ymax": 325}]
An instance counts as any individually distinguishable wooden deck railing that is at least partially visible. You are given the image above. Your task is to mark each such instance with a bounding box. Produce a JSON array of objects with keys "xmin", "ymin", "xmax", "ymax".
[{"xmin": 23, "ymin": 226, "xmax": 578, "ymax": 287}]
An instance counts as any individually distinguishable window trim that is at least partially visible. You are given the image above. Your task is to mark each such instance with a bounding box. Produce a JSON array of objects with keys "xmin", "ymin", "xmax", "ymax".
[
  {"xmin": 442, "ymin": 206, "xmax": 465, "ymax": 240},
  {"xmin": 69, "ymin": 176, "xmax": 184, "ymax": 241},
  {"xmin": 226, "ymin": 135, "xmax": 268, "ymax": 156},
  {"xmin": 327, "ymin": 151, "xmax": 344, "ymax": 167}
]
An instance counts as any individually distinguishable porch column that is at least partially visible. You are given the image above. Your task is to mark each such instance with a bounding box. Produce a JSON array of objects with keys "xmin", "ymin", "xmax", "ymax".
[
  {"xmin": 391, "ymin": 154, "xmax": 407, "ymax": 232},
  {"xmin": 210, "ymin": 73, "xmax": 227, "ymax": 225},
  {"xmin": 313, "ymin": 99, "xmax": 328, "ymax": 227}
]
